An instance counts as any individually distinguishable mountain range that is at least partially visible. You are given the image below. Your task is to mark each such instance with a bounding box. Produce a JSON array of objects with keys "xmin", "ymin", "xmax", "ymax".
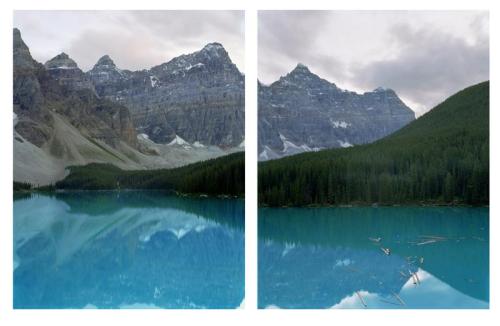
[
  {"xmin": 258, "ymin": 64, "xmax": 415, "ymax": 159},
  {"xmin": 259, "ymin": 81, "xmax": 489, "ymax": 206},
  {"xmin": 87, "ymin": 43, "xmax": 244, "ymax": 147},
  {"xmin": 13, "ymin": 28, "xmax": 244, "ymax": 185}
]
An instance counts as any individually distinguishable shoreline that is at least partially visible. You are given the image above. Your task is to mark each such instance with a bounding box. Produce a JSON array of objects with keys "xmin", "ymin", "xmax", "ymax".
[
  {"xmin": 258, "ymin": 202, "xmax": 489, "ymax": 209},
  {"xmin": 13, "ymin": 188, "xmax": 244, "ymax": 200}
]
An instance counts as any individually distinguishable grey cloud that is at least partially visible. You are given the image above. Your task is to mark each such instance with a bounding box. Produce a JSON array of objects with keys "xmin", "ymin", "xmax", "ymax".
[
  {"xmin": 16, "ymin": 11, "xmax": 244, "ymax": 72},
  {"xmin": 351, "ymin": 21, "xmax": 489, "ymax": 114},
  {"xmin": 127, "ymin": 11, "xmax": 243, "ymax": 40},
  {"xmin": 258, "ymin": 11, "xmax": 344, "ymax": 83},
  {"xmin": 259, "ymin": 11, "xmax": 330, "ymax": 59},
  {"xmin": 66, "ymin": 27, "xmax": 168, "ymax": 71},
  {"xmin": 259, "ymin": 11, "xmax": 489, "ymax": 115}
]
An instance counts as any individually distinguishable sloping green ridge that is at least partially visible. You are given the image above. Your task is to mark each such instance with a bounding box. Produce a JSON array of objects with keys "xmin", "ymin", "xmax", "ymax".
[{"xmin": 259, "ymin": 81, "xmax": 489, "ymax": 206}]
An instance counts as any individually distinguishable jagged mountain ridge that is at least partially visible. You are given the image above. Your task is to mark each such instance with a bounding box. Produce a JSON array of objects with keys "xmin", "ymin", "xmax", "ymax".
[
  {"xmin": 44, "ymin": 53, "xmax": 97, "ymax": 93},
  {"xmin": 258, "ymin": 64, "xmax": 415, "ymax": 160},
  {"xmin": 13, "ymin": 28, "xmax": 243, "ymax": 185},
  {"xmin": 87, "ymin": 43, "xmax": 245, "ymax": 147},
  {"xmin": 16, "ymin": 28, "xmax": 244, "ymax": 150},
  {"xmin": 14, "ymin": 28, "xmax": 137, "ymax": 150}
]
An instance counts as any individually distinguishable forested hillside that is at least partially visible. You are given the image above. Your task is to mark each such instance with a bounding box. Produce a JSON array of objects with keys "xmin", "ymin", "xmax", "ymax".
[
  {"xmin": 259, "ymin": 81, "xmax": 489, "ymax": 206},
  {"xmin": 54, "ymin": 152, "xmax": 244, "ymax": 196}
]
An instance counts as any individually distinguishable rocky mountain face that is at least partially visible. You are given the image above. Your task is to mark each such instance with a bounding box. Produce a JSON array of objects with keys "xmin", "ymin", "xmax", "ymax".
[
  {"xmin": 13, "ymin": 28, "xmax": 53, "ymax": 147},
  {"xmin": 13, "ymin": 28, "xmax": 244, "ymax": 185},
  {"xmin": 87, "ymin": 43, "xmax": 245, "ymax": 148},
  {"xmin": 258, "ymin": 64, "xmax": 415, "ymax": 160},
  {"xmin": 14, "ymin": 28, "xmax": 138, "ymax": 150},
  {"xmin": 45, "ymin": 53, "xmax": 97, "ymax": 93}
]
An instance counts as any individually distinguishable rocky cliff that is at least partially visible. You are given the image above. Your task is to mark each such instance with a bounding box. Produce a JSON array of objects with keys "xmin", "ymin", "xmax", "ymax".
[
  {"xmin": 258, "ymin": 64, "xmax": 415, "ymax": 159},
  {"xmin": 13, "ymin": 28, "xmax": 53, "ymax": 147},
  {"xmin": 87, "ymin": 43, "xmax": 245, "ymax": 148},
  {"xmin": 14, "ymin": 28, "xmax": 138, "ymax": 150},
  {"xmin": 13, "ymin": 28, "xmax": 243, "ymax": 185}
]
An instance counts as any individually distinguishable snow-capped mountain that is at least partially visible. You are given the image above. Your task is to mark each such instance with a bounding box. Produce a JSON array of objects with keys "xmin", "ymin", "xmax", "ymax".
[
  {"xmin": 87, "ymin": 42, "xmax": 245, "ymax": 148},
  {"xmin": 13, "ymin": 28, "xmax": 244, "ymax": 185},
  {"xmin": 258, "ymin": 64, "xmax": 415, "ymax": 160}
]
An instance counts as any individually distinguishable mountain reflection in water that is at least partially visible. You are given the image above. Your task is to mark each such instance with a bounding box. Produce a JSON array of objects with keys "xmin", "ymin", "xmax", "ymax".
[
  {"xmin": 14, "ymin": 191, "xmax": 244, "ymax": 309},
  {"xmin": 258, "ymin": 207, "xmax": 488, "ymax": 309}
]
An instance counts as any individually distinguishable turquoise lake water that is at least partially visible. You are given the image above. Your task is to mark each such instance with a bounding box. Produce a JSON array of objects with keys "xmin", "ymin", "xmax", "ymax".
[
  {"xmin": 14, "ymin": 191, "xmax": 244, "ymax": 309},
  {"xmin": 258, "ymin": 207, "xmax": 489, "ymax": 309}
]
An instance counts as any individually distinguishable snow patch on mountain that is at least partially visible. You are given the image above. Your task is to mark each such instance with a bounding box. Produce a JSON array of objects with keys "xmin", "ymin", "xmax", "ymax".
[
  {"xmin": 192, "ymin": 141, "xmax": 205, "ymax": 148},
  {"xmin": 186, "ymin": 63, "xmax": 205, "ymax": 71},
  {"xmin": 330, "ymin": 119, "xmax": 351, "ymax": 129},
  {"xmin": 259, "ymin": 146, "xmax": 281, "ymax": 161},
  {"xmin": 168, "ymin": 135, "xmax": 191, "ymax": 149},
  {"xmin": 149, "ymin": 75, "xmax": 159, "ymax": 88},
  {"xmin": 338, "ymin": 140, "xmax": 353, "ymax": 148},
  {"xmin": 280, "ymin": 133, "xmax": 315, "ymax": 155}
]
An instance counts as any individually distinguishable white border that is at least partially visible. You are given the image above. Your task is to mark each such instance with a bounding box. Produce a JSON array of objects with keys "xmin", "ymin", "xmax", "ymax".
[
  {"xmin": 1, "ymin": 1, "xmax": 498, "ymax": 325},
  {"xmin": 245, "ymin": 8, "xmax": 258, "ymax": 311}
]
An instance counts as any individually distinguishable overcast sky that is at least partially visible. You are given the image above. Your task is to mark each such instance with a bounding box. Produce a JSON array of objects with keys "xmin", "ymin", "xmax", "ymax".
[
  {"xmin": 14, "ymin": 10, "xmax": 245, "ymax": 72},
  {"xmin": 259, "ymin": 11, "xmax": 489, "ymax": 115}
]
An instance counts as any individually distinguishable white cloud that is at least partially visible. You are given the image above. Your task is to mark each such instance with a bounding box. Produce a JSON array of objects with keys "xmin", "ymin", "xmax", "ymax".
[{"xmin": 14, "ymin": 10, "xmax": 244, "ymax": 72}]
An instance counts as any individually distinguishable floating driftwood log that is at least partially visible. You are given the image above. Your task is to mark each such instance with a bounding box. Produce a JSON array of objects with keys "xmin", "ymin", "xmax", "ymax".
[
  {"xmin": 416, "ymin": 239, "xmax": 438, "ymax": 245},
  {"xmin": 392, "ymin": 292, "xmax": 406, "ymax": 306},
  {"xmin": 415, "ymin": 235, "xmax": 450, "ymax": 245},
  {"xmin": 356, "ymin": 291, "xmax": 367, "ymax": 308},
  {"xmin": 380, "ymin": 247, "xmax": 391, "ymax": 255}
]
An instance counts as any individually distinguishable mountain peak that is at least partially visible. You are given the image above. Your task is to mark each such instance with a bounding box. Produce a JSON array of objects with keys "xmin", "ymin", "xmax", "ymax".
[
  {"xmin": 45, "ymin": 52, "xmax": 78, "ymax": 70},
  {"xmin": 13, "ymin": 27, "xmax": 21, "ymax": 39},
  {"xmin": 13, "ymin": 28, "xmax": 36, "ymax": 69},
  {"xmin": 373, "ymin": 86, "xmax": 394, "ymax": 93},
  {"xmin": 202, "ymin": 42, "xmax": 225, "ymax": 52},
  {"xmin": 291, "ymin": 63, "xmax": 311, "ymax": 74},
  {"xmin": 13, "ymin": 28, "xmax": 29, "ymax": 52},
  {"xmin": 150, "ymin": 41, "xmax": 237, "ymax": 75},
  {"xmin": 94, "ymin": 55, "xmax": 116, "ymax": 68},
  {"xmin": 276, "ymin": 62, "xmax": 329, "ymax": 88},
  {"xmin": 199, "ymin": 42, "xmax": 229, "ymax": 59}
]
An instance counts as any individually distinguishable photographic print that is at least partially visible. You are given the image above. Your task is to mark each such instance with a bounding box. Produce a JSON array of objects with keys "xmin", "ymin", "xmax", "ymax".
[
  {"xmin": 13, "ymin": 10, "xmax": 245, "ymax": 309},
  {"xmin": 257, "ymin": 10, "xmax": 489, "ymax": 309}
]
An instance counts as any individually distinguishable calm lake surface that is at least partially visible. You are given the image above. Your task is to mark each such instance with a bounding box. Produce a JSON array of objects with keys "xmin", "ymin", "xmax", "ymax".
[
  {"xmin": 258, "ymin": 207, "xmax": 489, "ymax": 309},
  {"xmin": 14, "ymin": 191, "xmax": 244, "ymax": 309}
]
